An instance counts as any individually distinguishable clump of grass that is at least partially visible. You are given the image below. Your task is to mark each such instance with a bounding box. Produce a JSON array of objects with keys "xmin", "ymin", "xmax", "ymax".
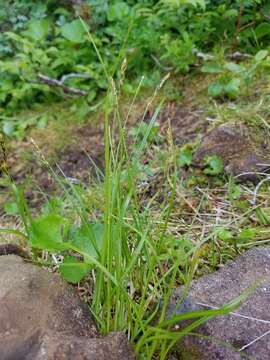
[
  {"xmin": 0, "ymin": 26, "xmax": 253, "ymax": 359},
  {"xmin": 2, "ymin": 75, "xmax": 250, "ymax": 359}
]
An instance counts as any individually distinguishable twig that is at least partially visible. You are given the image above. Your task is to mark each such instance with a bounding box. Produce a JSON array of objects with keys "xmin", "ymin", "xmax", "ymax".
[
  {"xmin": 192, "ymin": 48, "xmax": 214, "ymax": 61},
  {"xmin": 150, "ymin": 54, "xmax": 174, "ymax": 71},
  {"xmin": 257, "ymin": 114, "xmax": 270, "ymax": 131},
  {"xmin": 37, "ymin": 73, "xmax": 88, "ymax": 96},
  {"xmin": 239, "ymin": 329, "xmax": 270, "ymax": 351},
  {"xmin": 252, "ymin": 176, "xmax": 270, "ymax": 205},
  {"xmin": 227, "ymin": 52, "xmax": 252, "ymax": 61},
  {"xmin": 239, "ymin": 21, "xmax": 255, "ymax": 33},
  {"xmin": 234, "ymin": 171, "xmax": 270, "ymax": 179},
  {"xmin": 193, "ymin": 49, "xmax": 251, "ymax": 62},
  {"xmin": 60, "ymin": 72, "xmax": 90, "ymax": 83}
]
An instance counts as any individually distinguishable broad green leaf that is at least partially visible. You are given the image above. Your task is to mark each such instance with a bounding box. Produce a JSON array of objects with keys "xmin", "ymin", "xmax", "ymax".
[
  {"xmin": 178, "ymin": 147, "xmax": 193, "ymax": 167},
  {"xmin": 224, "ymin": 62, "xmax": 242, "ymax": 73},
  {"xmin": 204, "ymin": 155, "xmax": 224, "ymax": 175},
  {"xmin": 24, "ymin": 19, "xmax": 50, "ymax": 42},
  {"xmin": 255, "ymin": 23, "xmax": 270, "ymax": 39},
  {"xmin": 161, "ymin": 0, "xmax": 205, "ymax": 9},
  {"xmin": 223, "ymin": 9, "xmax": 238, "ymax": 18},
  {"xmin": 224, "ymin": 78, "xmax": 241, "ymax": 98},
  {"xmin": 71, "ymin": 223, "xmax": 104, "ymax": 259},
  {"xmin": 30, "ymin": 214, "xmax": 70, "ymax": 251},
  {"xmin": 208, "ymin": 81, "xmax": 223, "ymax": 97},
  {"xmin": 201, "ymin": 63, "xmax": 223, "ymax": 74},
  {"xmin": 255, "ymin": 50, "xmax": 268, "ymax": 62},
  {"xmin": 4, "ymin": 202, "xmax": 18, "ymax": 215},
  {"xmin": 3, "ymin": 122, "xmax": 14, "ymax": 136},
  {"xmin": 59, "ymin": 256, "xmax": 91, "ymax": 284},
  {"xmin": 107, "ymin": 2, "xmax": 130, "ymax": 21},
  {"xmin": 61, "ymin": 19, "xmax": 86, "ymax": 43},
  {"xmin": 36, "ymin": 115, "xmax": 48, "ymax": 129},
  {"xmin": 217, "ymin": 228, "xmax": 233, "ymax": 242},
  {"xmin": 228, "ymin": 183, "xmax": 242, "ymax": 200},
  {"xmin": 190, "ymin": 0, "xmax": 205, "ymax": 8},
  {"xmin": 238, "ymin": 228, "xmax": 257, "ymax": 241}
]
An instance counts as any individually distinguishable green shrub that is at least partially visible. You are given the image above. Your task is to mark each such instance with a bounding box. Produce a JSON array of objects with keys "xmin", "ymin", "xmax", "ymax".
[{"xmin": 1, "ymin": 0, "xmax": 269, "ymax": 131}]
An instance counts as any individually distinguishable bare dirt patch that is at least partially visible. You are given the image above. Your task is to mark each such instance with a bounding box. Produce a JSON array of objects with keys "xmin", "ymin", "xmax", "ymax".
[
  {"xmin": 4, "ymin": 122, "xmax": 104, "ymax": 207},
  {"xmin": 158, "ymin": 102, "xmax": 208, "ymax": 145}
]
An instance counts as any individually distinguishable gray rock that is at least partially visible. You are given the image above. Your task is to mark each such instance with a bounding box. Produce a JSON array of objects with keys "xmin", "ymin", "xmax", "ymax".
[
  {"xmin": 169, "ymin": 247, "xmax": 270, "ymax": 360},
  {"xmin": 0, "ymin": 255, "xmax": 135, "ymax": 360},
  {"xmin": 193, "ymin": 123, "xmax": 270, "ymax": 182}
]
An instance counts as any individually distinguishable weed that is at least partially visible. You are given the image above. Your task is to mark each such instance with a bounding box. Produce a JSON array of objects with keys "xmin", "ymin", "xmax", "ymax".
[{"xmin": 1, "ymin": 38, "xmax": 258, "ymax": 360}]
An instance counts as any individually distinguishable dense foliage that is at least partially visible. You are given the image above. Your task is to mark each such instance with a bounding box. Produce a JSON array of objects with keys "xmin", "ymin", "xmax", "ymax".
[{"xmin": 1, "ymin": 0, "xmax": 270, "ymax": 124}]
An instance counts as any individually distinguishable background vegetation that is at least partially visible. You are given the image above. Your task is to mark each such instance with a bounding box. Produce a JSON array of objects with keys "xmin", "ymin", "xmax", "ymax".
[
  {"xmin": 1, "ymin": 1, "xmax": 270, "ymax": 359},
  {"xmin": 1, "ymin": 0, "xmax": 270, "ymax": 137}
]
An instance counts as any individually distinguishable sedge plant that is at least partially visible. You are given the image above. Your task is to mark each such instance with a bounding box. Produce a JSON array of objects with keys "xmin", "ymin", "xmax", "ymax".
[{"xmin": 0, "ymin": 23, "xmax": 252, "ymax": 360}]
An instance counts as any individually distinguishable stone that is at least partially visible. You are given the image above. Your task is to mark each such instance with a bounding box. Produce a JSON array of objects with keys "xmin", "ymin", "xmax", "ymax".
[
  {"xmin": 169, "ymin": 247, "xmax": 270, "ymax": 359},
  {"xmin": 193, "ymin": 123, "xmax": 270, "ymax": 182},
  {"xmin": 0, "ymin": 255, "xmax": 135, "ymax": 360}
]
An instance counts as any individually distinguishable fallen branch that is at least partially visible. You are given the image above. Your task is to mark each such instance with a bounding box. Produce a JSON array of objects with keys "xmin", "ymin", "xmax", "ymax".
[
  {"xmin": 37, "ymin": 73, "xmax": 89, "ymax": 96},
  {"xmin": 192, "ymin": 48, "xmax": 251, "ymax": 62},
  {"xmin": 192, "ymin": 48, "xmax": 214, "ymax": 61},
  {"xmin": 150, "ymin": 54, "xmax": 174, "ymax": 71},
  {"xmin": 227, "ymin": 51, "xmax": 252, "ymax": 61}
]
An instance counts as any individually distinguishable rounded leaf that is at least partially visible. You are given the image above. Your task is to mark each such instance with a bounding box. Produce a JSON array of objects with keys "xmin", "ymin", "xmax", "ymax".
[{"xmin": 61, "ymin": 19, "xmax": 86, "ymax": 44}]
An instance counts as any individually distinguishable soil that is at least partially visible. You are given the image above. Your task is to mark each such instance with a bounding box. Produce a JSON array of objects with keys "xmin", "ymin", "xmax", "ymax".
[
  {"xmin": 3, "ymin": 101, "xmax": 208, "ymax": 208},
  {"xmin": 5, "ymin": 122, "xmax": 105, "ymax": 207},
  {"xmin": 157, "ymin": 102, "xmax": 208, "ymax": 145}
]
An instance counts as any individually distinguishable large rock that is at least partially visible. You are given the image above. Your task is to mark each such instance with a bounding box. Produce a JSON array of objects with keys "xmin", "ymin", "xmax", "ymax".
[
  {"xmin": 170, "ymin": 247, "xmax": 270, "ymax": 359},
  {"xmin": 193, "ymin": 123, "xmax": 270, "ymax": 182},
  {"xmin": 0, "ymin": 255, "xmax": 135, "ymax": 360}
]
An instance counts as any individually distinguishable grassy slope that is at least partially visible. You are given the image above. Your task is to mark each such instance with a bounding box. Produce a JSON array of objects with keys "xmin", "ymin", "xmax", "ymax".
[{"xmin": 1, "ymin": 71, "xmax": 270, "ymax": 358}]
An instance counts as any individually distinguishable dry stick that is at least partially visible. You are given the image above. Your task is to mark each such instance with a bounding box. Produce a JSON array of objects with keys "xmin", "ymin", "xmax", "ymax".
[
  {"xmin": 227, "ymin": 52, "xmax": 252, "ymax": 61},
  {"xmin": 239, "ymin": 21, "xmax": 255, "ymax": 33},
  {"xmin": 192, "ymin": 48, "xmax": 251, "ymax": 62},
  {"xmin": 235, "ymin": 171, "xmax": 270, "ymax": 179},
  {"xmin": 252, "ymin": 177, "xmax": 270, "ymax": 205},
  {"xmin": 150, "ymin": 54, "xmax": 174, "ymax": 71},
  {"xmin": 0, "ymin": 133, "xmax": 9, "ymax": 176},
  {"xmin": 239, "ymin": 329, "xmax": 270, "ymax": 351},
  {"xmin": 37, "ymin": 73, "xmax": 89, "ymax": 96}
]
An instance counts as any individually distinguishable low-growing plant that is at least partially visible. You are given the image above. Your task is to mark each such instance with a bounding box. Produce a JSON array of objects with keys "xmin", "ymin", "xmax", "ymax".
[
  {"xmin": 203, "ymin": 155, "xmax": 224, "ymax": 175},
  {"xmin": 177, "ymin": 145, "xmax": 194, "ymax": 168},
  {"xmin": 202, "ymin": 49, "xmax": 270, "ymax": 99},
  {"xmin": 1, "ymin": 62, "xmax": 250, "ymax": 360}
]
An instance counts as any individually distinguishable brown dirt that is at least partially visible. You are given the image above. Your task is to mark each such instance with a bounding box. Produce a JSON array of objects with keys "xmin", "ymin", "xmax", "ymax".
[
  {"xmin": 3, "ymin": 100, "xmax": 208, "ymax": 208},
  {"xmin": 4, "ymin": 122, "xmax": 104, "ymax": 208},
  {"xmin": 157, "ymin": 102, "xmax": 208, "ymax": 145}
]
